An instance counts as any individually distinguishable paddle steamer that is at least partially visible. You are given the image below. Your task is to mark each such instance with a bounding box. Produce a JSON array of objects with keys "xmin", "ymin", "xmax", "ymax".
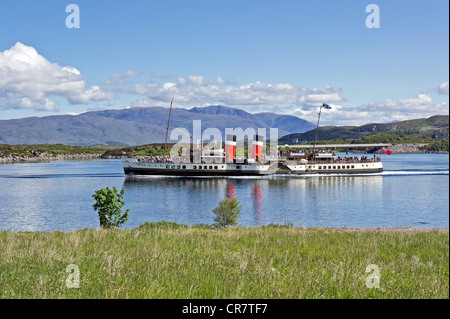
[
  {"xmin": 123, "ymin": 135, "xmax": 278, "ymax": 176},
  {"xmin": 122, "ymin": 101, "xmax": 384, "ymax": 176}
]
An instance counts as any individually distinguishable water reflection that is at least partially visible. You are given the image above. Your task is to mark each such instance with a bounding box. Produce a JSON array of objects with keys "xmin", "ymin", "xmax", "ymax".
[
  {"xmin": 225, "ymin": 181, "xmax": 236, "ymax": 199},
  {"xmin": 251, "ymin": 183, "xmax": 264, "ymax": 223},
  {"xmin": 122, "ymin": 175, "xmax": 385, "ymax": 227}
]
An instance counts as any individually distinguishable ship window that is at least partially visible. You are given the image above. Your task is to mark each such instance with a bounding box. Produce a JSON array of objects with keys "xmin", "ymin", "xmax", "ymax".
[
  {"xmin": 318, "ymin": 166, "xmax": 322, "ymax": 169},
  {"xmin": 182, "ymin": 165, "xmax": 186, "ymax": 169},
  {"xmin": 209, "ymin": 166, "xmax": 213, "ymax": 169},
  {"xmin": 204, "ymin": 166, "xmax": 208, "ymax": 169},
  {"xmin": 198, "ymin": 166, "xmax": 202, "ymax": 169},
  {"xmin": 166, "ymin": 165, "xmax": 170, "ymax": 168},
  {"xmin": 177, "ymin": 165, "xmax": 181, "ymax": 169},
  {"xmin": 338, "ymin": 166, "xmax": 341, "ymax": 169},
  {"xmin": 237, "ymin": 166, "xmax": 242, "ymax": 169},
  {"xmin": 193, "ymin": 166, "xmax": 197, "ymax": 169},
  {"xmin": 171, "ymin": 165, "xmax": 176, "ymax": 169},
  {"xmin": 333, "ymin": 166, "xmax": 336, "ymax": 169},
  {"xmin": 351, "ymin": 165, "xmax": 355, "ymax": 168},
  {"xmin": 214, "ymin": 166, "xmax": 218, "ymax": 169}
]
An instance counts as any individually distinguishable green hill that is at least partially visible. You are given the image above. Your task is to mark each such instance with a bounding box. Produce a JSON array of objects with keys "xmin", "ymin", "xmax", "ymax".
[{"xmin": 279, "ymin": 115, "xmax": 449, "ymax": 144}]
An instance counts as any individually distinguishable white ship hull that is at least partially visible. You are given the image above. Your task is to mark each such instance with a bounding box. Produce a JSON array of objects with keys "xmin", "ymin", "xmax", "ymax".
[
  {"xmin": 122, "ymin": 159, "xmax": 276, "ymax": 176},
  {"xmin": 280, "ymin": 161, "xmax": 383, "ymax": 174}
]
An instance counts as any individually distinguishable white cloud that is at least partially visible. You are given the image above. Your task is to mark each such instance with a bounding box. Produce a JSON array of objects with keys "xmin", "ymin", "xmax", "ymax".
[
  {"xmin": 67, "ymin": 85, "xmax": 114, "ymax": 105},
  {"xmin": 0, "ymin": 42, "xmax": 114, "ymax": 111},
  {"xmin": 361, "ymin": 94, "xmax": 448, "ymax": 116},
  {"xmin": 133, "ymin": 75, "xmax": 344, "ymax": 111},
  {"xmin": 177, "ymin": 76, "xmax": 187, "ymax": 85},
  {"xmin": 292, "ymin": 94, "xmax": 449, "ymax": 126},
  {"xmin": 189, "ymin": 75, "xmax": 204, "ymax": 86},
  {"xmin": 217, "ymin": 76, "xmax": 226, "ymax": 85},
  {"xmin": 103, "ymin": 70, "xmax": 141, "ymax": 85},
  {"xmin": 438, "ymin": 81, "xmax": 449, "ymax": 95}
]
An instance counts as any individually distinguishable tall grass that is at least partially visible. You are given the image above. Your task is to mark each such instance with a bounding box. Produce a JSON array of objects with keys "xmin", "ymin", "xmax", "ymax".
[{"xmin": 0, "ymin": 224, "xmax": 448, "ymax": 299}]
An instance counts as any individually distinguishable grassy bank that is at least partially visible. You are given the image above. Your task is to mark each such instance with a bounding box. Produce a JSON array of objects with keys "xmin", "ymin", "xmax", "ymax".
[{"xmin": 0, "ymin": 223, "xmax": 448, "ymax": 299}]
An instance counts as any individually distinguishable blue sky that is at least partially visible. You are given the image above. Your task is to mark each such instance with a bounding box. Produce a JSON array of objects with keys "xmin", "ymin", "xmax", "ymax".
[{"xmin": 0, "ymin": 0, "xmax": 448, "ymax": 125}]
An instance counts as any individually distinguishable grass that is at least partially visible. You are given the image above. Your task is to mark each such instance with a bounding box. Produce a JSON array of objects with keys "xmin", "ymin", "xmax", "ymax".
[{"xmin": 0, "ymin": 223, "xmax": 448, "ymax": 299}]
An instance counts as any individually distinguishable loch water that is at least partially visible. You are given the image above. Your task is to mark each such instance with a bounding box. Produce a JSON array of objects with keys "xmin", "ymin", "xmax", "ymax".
[{"xmin": 0, "ymin": 153, "xmax": 448, "ymax": 231}]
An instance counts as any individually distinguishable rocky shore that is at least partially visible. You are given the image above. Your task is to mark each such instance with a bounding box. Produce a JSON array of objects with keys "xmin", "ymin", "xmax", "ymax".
[
  {"xmin": 0, "ymin": 152, "xmax": 105, "ymax": 164},
  {"xmin": 380, "ymin": 143, "xmax": 432, "ymax": 154},
  {"xmin": 353, "ymin": 143, "xmax": 447, "ymax": 154}
]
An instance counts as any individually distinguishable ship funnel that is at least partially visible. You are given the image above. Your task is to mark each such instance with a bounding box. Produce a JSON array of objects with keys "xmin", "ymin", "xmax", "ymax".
[
  {"xmin": 225, "ymin": 135, "xmax": 236, "ymax": 163},
  {"xmin": 250, "ymin": 135, "xmax": 264, "ymax": 162}
]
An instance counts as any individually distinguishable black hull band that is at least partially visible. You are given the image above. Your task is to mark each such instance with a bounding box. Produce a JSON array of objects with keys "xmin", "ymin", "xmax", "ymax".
[{"xmin": 123, "ymin": 167, "xmax": 273, "ymax": 176}]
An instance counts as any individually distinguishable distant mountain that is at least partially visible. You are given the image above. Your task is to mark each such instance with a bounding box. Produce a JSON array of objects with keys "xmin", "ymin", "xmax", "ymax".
[
  {"xmin": 189, "ymin": 105, "xmax": 254, "ymax": 119},
  {"xmin": 0, "ymin": 105, "xmax": 315, "ymax": 146},
  {"xmin": 279, "ymin": 115, "xmax": 449, "ymax": 144},
  {"xmin": 189, "ymin": 106, "xmax": 315, "ymax": 135}
]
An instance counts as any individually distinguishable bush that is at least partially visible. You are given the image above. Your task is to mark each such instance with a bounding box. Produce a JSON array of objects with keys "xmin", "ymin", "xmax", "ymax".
[
  {"xmin": 212, "ymin": 198, "xmax": 241, "ymax": 228},
  {"xmin": 92, "ymin": 187, "xmax": 130, "ymax": 229}
]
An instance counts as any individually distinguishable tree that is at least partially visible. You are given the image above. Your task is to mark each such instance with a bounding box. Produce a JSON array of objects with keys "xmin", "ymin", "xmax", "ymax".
[
  {"xmin": 92, "ymin": 187, "xmax": 130, "ymax": 229},
  {"xmin": 212, "ymin": 198, "xmax": 241, "ymax": 228}
]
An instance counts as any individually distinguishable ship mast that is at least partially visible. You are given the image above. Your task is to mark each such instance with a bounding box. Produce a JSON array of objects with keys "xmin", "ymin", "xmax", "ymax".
[
  {"xmin": 163, "ymin": 98, "xmax": 174, "ymax": 157},
  {"xmin": 312, "ymin": 103, "xmax": 323, "ymax": 162},
  {"xmin": 312, "ymin": 103, "xmax": 331, "ymax": 161}
]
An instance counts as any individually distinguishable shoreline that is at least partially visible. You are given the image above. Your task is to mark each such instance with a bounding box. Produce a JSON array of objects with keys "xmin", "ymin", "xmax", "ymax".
[
  {"xmin": 0, "ymin": 153, "xmax": 113, "ymax": 164},
  {"xmin": 328, "ymin": 226, "xmax": 449, "ymax": 233},
  {"xmin": 373, "ymin": 143, "xmax": 448, "ymax": 154},
  {"xmin": 1, "ymin": 143, "xmax": 448, "ymax": 164}
]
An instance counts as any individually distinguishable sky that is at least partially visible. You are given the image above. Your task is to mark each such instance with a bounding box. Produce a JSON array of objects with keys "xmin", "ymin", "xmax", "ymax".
[{"xmin": 0, "ymin": 0, "xmax": 448, "ymax": 126}]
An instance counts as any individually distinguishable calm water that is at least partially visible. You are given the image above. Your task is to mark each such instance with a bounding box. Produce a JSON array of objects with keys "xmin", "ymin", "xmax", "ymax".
[{"xmin": 0, "ymin": 153, "xmax": 448, "ymax": 231}]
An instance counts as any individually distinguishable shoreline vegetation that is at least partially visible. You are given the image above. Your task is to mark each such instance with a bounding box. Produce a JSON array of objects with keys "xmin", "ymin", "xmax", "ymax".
[
  {"xmin": 0, "ymin": 222, "xmax": 448, "ymax": 298},
  {"xmin": 1, "ymin": 140, "xmax": 448, "ymax": 164}
]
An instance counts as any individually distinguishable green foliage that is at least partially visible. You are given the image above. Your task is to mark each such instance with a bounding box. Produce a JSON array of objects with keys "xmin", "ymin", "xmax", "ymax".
[
  {"xmin": 212, "ymin": 198, "xmax": 241, "ymax": 228},
  {"xmin": 265, "ymin": 220, "xmax": 294, "ymax": 228},
  {"xmin": 92, "ymin": 187, "xmax": 130, "ymax": 229},
  {"xmin": 354, "ymin": 133, "xmax": 433, "ymax": 145},
  {"xmin": 138, "ymin": 221, "xmax": 212, "ymax": 230},
  {"xmin": 420, "ymin": 139, "xmax": 449, "ymax": 152}
]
